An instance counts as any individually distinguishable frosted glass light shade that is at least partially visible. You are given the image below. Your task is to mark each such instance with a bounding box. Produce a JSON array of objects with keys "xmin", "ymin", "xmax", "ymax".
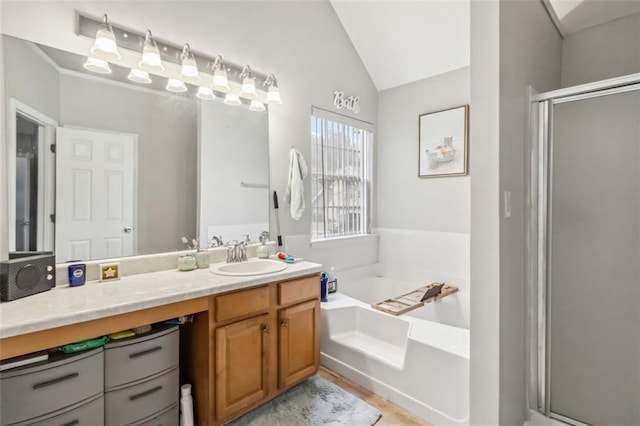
[
  {"xmin": 267, "ymin": 85, "xmax": 281, "ymax": 104},
  {"xmin": 249, "ymin": 100, "xmax": 265, "ymax": 112},
  {"xmin": 140, "ymin": 30, "xmax": 164, "ymax": 72},
  {"xmin": 180, "ymin": 44, "xmax": 200, "ymax": 80},
  {"xmin": 212, "ymin": 68, "xmax": 229, "ymax": 91},
  {"xmin": 223, "ymin": 93, "xmax": 241, "ymax": 106},
  {"xmin": 83, "ymin": 57, "xmax": 112, "ymax": 74},
  {"xmin": 240, "ymin": 76, "xmax": 257, "ymax": 99},
  {"xmin": 166, "ymin": 78, "xmax": 187, "ymax": 93},
  {"xmin": 196, "ymin": 86, "xmax": 216, "ymax": 100},
  {"xmin": 127, "ymin": 68, "xmax": 152, "ymax": 84},
  {"xmin": 91, "ymin": 15, "xmax": 120, "ymax": 60}
]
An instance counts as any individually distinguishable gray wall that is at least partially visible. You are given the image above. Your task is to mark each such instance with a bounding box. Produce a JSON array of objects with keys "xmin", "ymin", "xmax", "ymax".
[
  {"xmin": 377, "ymin": 67, "xmax": 470, "ymax": 234},
  {"xmin": 470, "ymin": 1, "xmax": 562, "ymax": 424},
  {"xmin": 59, "ymin": 75, "xmax": 197, "ymax": 255},
  {"xmin": 561, "ymin": 12, "xmax": 640, "ymax": 87},
  {"xmin": 0, "ymin": 8, "xmax": 6, "ymax": 261},
  {"xmin": 1, "ymin": 1, "xmax": 378, "ymax": 261},
  {"xmin": 4, "ymin": 36, "xmax": 60, "ymax": 122},
  {"xmin": 469, "ymin": 2, "xmax": 501, "ymax": 423},
  {"xmin": 499, "ymin": 1, "xmax": 561, "ymax": 424}
]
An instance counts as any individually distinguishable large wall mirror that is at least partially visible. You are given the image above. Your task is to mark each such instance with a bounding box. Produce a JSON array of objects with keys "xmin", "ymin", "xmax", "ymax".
[{"xmin": 3, "ymin": 35, "xmax": 270, "ymax": 263}]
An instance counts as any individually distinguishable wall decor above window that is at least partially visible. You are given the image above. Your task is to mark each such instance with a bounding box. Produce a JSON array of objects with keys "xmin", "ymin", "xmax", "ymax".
[{"xmin": 418, "ymin": 104, "xmax": 469, "ymax": 178}]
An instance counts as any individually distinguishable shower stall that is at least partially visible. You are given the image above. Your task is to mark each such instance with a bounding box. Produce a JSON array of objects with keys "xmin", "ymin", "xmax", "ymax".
[{"xmin": 528, "ymin": 73, "xmax": 640, "ymax": 426}]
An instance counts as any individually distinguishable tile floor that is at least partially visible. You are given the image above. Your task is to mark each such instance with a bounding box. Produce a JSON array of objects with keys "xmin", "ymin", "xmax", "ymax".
[{"xmin": 318, "ymin": 367, "xmax": 430, "ymax": 426}]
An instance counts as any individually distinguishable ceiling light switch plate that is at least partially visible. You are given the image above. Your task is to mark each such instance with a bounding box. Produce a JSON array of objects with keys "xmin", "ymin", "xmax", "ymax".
[{"xmin": 99, "ymin": 262, "xmax": 121, "ymax": 282}]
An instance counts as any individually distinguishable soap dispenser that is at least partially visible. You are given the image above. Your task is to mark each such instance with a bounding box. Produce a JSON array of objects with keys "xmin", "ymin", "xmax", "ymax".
[{"xmin": 257, "ymin": 231, "xmax": 271, "ymax": 259}]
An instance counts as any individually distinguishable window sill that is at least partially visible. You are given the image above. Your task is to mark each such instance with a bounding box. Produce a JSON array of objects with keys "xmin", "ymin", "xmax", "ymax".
[{"xmin": 310, "ymin": 233, "xmax": 378, "ymax": 249}]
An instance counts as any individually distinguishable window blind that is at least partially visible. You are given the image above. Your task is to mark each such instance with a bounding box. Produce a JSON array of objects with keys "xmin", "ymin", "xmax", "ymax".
[{"xmin": 310, "ymin": 109, "xmax": 373, "ymax": 241}]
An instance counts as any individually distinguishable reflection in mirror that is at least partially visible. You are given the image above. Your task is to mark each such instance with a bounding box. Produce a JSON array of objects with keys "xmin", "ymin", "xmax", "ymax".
[{"xmin": 3, "ymin": 35, "xmax": 270, "ymax": 263}]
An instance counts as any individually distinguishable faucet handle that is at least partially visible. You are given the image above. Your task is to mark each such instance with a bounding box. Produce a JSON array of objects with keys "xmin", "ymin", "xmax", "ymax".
[
  {"xmin": 259, "ymin": 231, "xmax": 270, "ymax": 244},
  {"xmin": 242, "ymin": 234, "xmax": 251, "ymax": 244}
]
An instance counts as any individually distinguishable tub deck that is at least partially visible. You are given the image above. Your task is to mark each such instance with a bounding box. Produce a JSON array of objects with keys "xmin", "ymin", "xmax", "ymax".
[{"xmin": 321, "ymin": 290, "xmax": 469, "ymax": 425}]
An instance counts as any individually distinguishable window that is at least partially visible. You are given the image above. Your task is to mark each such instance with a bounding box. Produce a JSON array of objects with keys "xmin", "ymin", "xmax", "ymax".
[{"xmin": 310, "ymin": 108, "xmax": 373, "ymax": 241}]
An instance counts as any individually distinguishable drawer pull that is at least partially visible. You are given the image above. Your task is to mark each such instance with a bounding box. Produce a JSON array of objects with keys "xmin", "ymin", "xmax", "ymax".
[
  {"xmin": 129, "ymin": 346, "xmax": 163, "ymax": 359},
  {"xmin": 32, "ymin": 372, "xmax": 79, "ymax": 390},
  {"xmin": 129, "ymin": 385, "xmax": 163, "ymax": 401},
  {"xmin": 60, "ymin": 420, "xmax": 79, "ymax": 426}
]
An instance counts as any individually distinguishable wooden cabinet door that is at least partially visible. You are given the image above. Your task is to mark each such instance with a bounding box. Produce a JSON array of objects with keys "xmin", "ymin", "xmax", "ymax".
[
  {"xmin": 278, "ymin": 300, "xmax": 320, "ymax": 388},
  {"xmin": 215, "ymin": 314, "xmax": 270, "ymax": 422}
]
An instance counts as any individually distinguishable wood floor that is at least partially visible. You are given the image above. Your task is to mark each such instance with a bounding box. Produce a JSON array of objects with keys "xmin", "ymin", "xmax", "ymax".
[{"xmin": 318, "ymin": 367, "xmax": 431, "ymax": 426}]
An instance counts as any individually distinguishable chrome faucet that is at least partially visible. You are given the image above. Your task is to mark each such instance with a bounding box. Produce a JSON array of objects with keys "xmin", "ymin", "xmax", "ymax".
[
  {"xmin": 225, "ymin": 240, "xmax": 247, "ymax": 263},
  {"xmin": 209, "ymin": 235, "xmax": 223, "ymax": 248}
]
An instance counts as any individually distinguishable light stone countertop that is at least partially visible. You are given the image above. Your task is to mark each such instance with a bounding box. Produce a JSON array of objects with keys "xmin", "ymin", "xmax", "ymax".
[{"xmin": 0, "ymin": 260, "xmax": 322, "ymax": 339}]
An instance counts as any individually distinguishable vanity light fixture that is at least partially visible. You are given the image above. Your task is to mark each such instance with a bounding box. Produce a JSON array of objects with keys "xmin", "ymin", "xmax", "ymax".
[
  {"xmin": 249, "ymin": 100, "xmax": 266, "ymax": 112},
  {"xmin": 196, "ymin": 86, "xmax": 216, "ymax": 100},
  {"xmin": 83, "ymin": 57, "xmax": 112, "ymax": 74},
  {"xmin": 166, "ymin": 78, "xmax": 188, "ymax": 93},
  {"xmin": 264, "ymin": 74, "xmax": 282, "ymax": 104},
  {"xmin": 140, "ymin": 30, "xmax": 164, "ymax": 72},
  {"xmin": 211, "ymin": 55, "xmax": 230, "ymax": 91},
  {"xmin": 127, "ymin": 68, "xmax": 152, "ymax": 84},
  {"xmin": 224, "ymin": 93, "xmax": 242, "ymax": 106},
  {"xmin": 91, "ymin": 14, "xmax": 120, "ymax": 60},
  {"xmin": 239, "ymin": 65, "xmax": 257, "ymax": 99},
  {"xmin": 78, "ymin": 14, "xmax": 283, "ymax": 105},
  {"xmin": 180, "ymin": 43, "xmax": 200, "ymax": 80}
]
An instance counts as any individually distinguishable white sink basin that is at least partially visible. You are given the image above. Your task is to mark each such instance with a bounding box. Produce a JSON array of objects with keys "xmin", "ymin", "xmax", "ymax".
[{"xmin": 209, "ymin": 259, "xmax": 288, "ymax": 276}]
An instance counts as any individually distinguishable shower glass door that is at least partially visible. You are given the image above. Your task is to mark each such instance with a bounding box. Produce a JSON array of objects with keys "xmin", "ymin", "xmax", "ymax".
[{"xmin": 536, "ymin": 84, "xmax": 640, "ymax": 425}]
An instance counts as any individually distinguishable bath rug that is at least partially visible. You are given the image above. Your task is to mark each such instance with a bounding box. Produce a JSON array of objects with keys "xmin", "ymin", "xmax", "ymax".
[{"xmin": 229, "ymin": 375, "xmax": 382, "ymax": 426}]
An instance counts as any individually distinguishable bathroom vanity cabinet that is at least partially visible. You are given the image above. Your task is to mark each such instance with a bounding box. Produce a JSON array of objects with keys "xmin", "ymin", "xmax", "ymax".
[
  {"xmin": 0, "ymin": 269, "xmax": 321, "ymax": 426},
  {"xmin": 185, "ymin": 274, "xmax": 321, "ymax": 424}
]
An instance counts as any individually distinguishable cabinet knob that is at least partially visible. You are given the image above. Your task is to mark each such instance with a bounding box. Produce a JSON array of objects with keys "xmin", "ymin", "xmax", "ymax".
[
  {"xmin": 280, "ymin": 319, "xmax": 289, "ymax": 328},
  {"xmin": 261, "ymin": 324, "xmax": 271, "ymax": 334}
]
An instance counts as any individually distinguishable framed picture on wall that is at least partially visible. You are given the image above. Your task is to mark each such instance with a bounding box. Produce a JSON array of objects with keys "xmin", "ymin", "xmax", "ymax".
[{"xmin": 418, "ymin": 104, "xmax": 469, "ymax": 178}]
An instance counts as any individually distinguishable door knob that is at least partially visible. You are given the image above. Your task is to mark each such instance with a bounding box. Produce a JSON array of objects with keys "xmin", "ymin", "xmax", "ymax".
[{"xmin": 123, "ymin": 226, "xmax": 132, "ymax": 233}]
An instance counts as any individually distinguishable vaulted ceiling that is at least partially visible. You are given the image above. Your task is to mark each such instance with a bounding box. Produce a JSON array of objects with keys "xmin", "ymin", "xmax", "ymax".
[
  {"xmin": 329, "ymin": 0, "xmax": 470, "ymax": 91},
  {"xmin": 330, "ymin": 0, "xmax": 639, "ymax": 92}
]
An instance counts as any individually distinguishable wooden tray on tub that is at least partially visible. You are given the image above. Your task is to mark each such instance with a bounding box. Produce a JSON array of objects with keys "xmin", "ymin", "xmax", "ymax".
[{"xmin": 372, "ymin": 282, "xmax": 458, "ymax": 316}]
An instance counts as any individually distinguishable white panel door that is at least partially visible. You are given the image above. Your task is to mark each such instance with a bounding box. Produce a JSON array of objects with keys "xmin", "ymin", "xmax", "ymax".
[{"xmin": 56, "ymin": 127, "xmax": 137, "ymax": 262}]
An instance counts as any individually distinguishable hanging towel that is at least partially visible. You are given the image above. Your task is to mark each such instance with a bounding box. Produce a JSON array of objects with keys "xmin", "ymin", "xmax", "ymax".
[{"xmin": 285, "ymin": 148, "xmax": 308, "ymax": 220}]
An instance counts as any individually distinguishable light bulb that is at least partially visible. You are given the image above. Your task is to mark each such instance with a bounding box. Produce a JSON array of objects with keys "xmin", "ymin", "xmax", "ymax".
[
  {"xmin": 249, "ymin": 100, "xmax": 265, "ymax": 112},
  {"xmin": 211, "ymin": 56, "xmax": 229, "ymax": 91},
  {"xmin": 91, "ymin": 14, "xmax": 120, "ymax": 60},
  {"xmin": 127, "ymin": 68, "xmax": 152, "ymax": 84},
  {"xmin": 196, "ymin": 86, "xmax": 216, "ymax": 100},
  {"xmin": 267, "ymin": 85, "xmax": 282, "ymax": 104},
  {"xmin": 240, "ymin": 76, "xmax": 257, "ymax": 99},
  {"xmin": 83, "ymin": 57, "xmax": 112, "ymax": 74},
  {"xmin": 223, "ymin": 93, "xmax": 241, "ymax": 106},
  {"xmin": 180, "ymin": 44, "xmax": 200, "ymax": 80},
  {"xmin": 212, "ymin": 69, "xmax": 229, "ymax": 91},
  {"xmin": 139, "ymin": 30, "xmax": 164, "ymax": 72},
  {"xmin": 166, "ymin": 78, "xmax": 187, "ymax": 93}
]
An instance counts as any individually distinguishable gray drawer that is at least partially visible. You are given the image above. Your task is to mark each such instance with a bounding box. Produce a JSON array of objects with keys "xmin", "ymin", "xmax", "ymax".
[
  {"xmin": 13, "ymin": 394, "xmax": 104, "ymax": 426},
  {"xmin": 0, "ymin": 349, "xmax": 103, "ymax": 426},
  {"xmin": 104, "ymin": 326, "xmax": 178, "ymax": 389},
  {"xmin": 105, "ymin": 367, "xmax": 179, "ymax": 426},
  {"xmin": 136, "ymin": 403, "xmax": 179, "ymax": 426}
]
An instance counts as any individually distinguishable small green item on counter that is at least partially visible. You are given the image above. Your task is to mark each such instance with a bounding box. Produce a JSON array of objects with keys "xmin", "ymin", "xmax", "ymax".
[
  {"xmin": 109, "ymin": 330, "xmax": 136, "ymax": 340},
  {"xmin": 61, "ymin": 336, "xmax": 110, "ymax": 354}
]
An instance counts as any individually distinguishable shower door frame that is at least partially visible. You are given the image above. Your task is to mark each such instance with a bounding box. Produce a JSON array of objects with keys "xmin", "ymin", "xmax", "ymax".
[{"xmin": 527, "ymin": 72, "xmax": 640, "ymax": 424}]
